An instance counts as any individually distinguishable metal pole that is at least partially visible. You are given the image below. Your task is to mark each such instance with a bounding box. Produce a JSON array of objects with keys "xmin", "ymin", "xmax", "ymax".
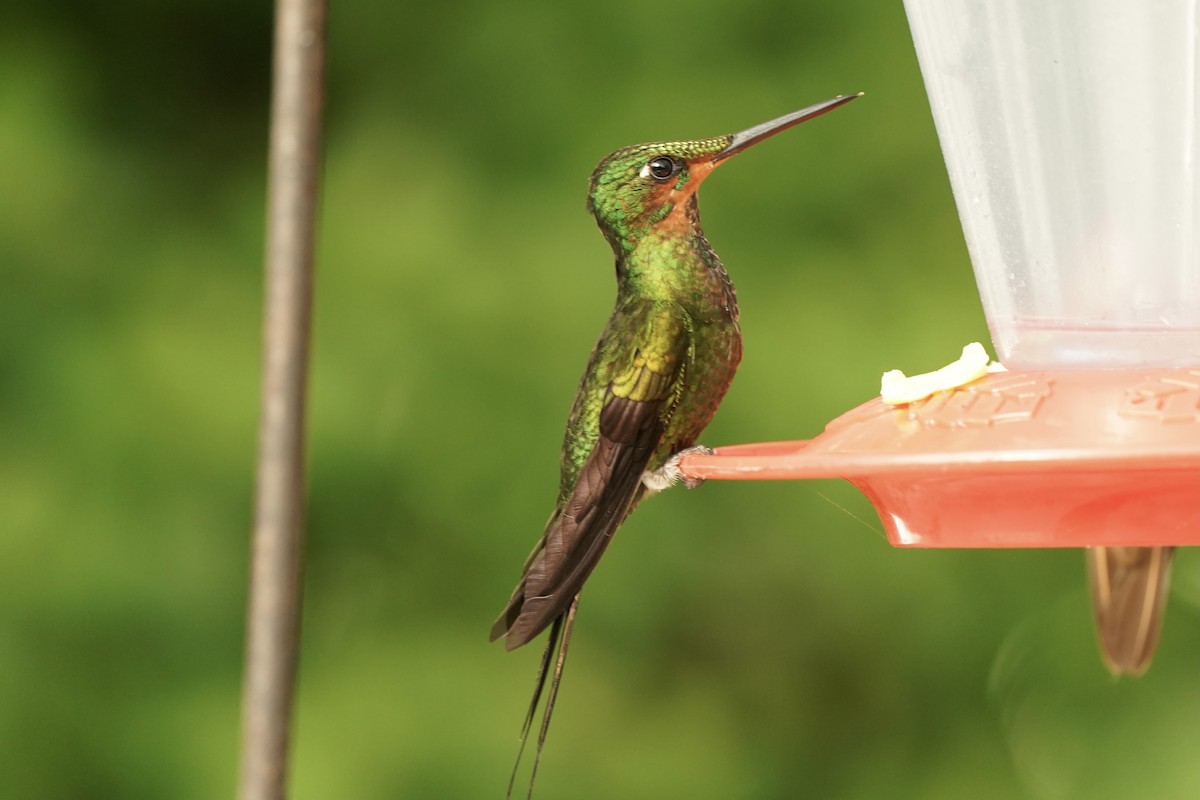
[{"xmin": 238, "ymin": 0, "xmax": 326, "ymax": 796}]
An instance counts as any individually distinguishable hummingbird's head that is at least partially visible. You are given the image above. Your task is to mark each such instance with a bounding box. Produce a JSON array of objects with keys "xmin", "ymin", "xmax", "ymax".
[
  {"xmin": 585, "ymin": 94, "xmax": 861, "ymax": 252},
  {"xmin": 586, "ymin": 137, "xmax": 730, "ymax": 250}
]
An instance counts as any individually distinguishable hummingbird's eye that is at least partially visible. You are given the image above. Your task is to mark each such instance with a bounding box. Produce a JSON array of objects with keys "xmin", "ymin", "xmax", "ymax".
[{"xmin": 643, "ymin": 156, "xmax": 679, "ymax": 182}]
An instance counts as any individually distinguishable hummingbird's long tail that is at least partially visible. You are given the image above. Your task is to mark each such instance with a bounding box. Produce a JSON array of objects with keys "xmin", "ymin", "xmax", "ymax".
[
  {"xmin": 506, "ymin": 595, "xmax": 581, "ymax": 800},
  {"xmin": 1086, "ymin": 545, "xmax": 1175, "ymax": 675}
]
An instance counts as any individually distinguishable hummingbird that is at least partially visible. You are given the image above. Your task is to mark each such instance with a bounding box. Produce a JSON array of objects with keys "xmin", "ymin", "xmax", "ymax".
[
  {"xmin": 490, "ymin": 93, "xmax": 861, "ymax": 797},
  {"xmin": 1087, "ymin": 546, "xmax": 1175, "ymax": 675}
]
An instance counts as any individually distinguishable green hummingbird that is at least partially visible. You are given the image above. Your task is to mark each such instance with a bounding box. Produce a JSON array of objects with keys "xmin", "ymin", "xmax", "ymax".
[{"xmin": 490, "ymin": 93, "xmax": 861, "ymax": 797}]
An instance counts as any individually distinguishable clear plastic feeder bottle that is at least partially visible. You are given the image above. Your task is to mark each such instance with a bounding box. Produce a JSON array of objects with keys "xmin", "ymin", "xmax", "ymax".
[{"xmin": 904, "ymin": 0, "xmax": 1200, "ymax": 368}]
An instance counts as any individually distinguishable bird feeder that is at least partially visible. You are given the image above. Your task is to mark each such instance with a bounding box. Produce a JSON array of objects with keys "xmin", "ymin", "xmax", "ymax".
[{"xmin": 679, "ymin": 0, "xmax": 1200, "ymax": 549}]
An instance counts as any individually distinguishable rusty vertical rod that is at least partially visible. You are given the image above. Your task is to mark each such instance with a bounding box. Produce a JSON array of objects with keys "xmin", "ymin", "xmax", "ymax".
[{"xmin": 238, "ymin": 0, "xmax": 326, "ymax": 797}]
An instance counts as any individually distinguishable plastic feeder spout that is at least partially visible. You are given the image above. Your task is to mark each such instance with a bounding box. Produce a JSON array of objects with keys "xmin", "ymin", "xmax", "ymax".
[{"xmin": 679, "ymin": 368, "xmax": 1200, "ymax": 548}]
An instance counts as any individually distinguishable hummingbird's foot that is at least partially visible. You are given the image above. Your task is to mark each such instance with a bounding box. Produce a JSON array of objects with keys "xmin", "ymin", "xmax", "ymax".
[{"xmin": 641, "ymin": 445, "xmax": 713, "ymax": 493}]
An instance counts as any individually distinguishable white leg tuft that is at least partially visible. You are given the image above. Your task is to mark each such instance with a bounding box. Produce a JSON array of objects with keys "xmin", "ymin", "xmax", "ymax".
[{"xmin": 640, "ymin": 445, "xmax": 713, "ymax": 493}]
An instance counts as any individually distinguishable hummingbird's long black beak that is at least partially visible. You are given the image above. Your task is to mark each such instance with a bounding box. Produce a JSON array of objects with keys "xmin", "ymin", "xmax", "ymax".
[{"xmin": 714, "ymin": 93, "xmax": 862, "ymax": 163}]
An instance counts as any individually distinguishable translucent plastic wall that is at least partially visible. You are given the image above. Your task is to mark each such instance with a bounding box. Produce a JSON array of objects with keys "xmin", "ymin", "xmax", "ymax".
[{"xmin": 904, "ymin": 0, "xmax": 1200, "ymax": 367}]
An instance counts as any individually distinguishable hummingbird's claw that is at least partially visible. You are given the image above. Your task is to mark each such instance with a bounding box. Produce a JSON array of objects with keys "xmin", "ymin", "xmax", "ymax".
[{"xmin": 641, "ymin": 445, "xmax": 713, "ymax": 493}]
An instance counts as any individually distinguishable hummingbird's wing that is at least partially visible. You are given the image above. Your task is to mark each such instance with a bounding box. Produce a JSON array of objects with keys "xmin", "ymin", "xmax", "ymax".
[
  {"xmin": 1087, "ymin": 545, "xmax": 1175, "ymax": 675},
  {"xmin": 491, "ymin": 305, "xmax": 688, "ymax": 650}
]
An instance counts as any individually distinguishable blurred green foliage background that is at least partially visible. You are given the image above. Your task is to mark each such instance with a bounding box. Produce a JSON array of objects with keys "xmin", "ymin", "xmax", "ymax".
[{"xmin": 2, "ymin": 1, "xmax": 1198, "ymax": 798}]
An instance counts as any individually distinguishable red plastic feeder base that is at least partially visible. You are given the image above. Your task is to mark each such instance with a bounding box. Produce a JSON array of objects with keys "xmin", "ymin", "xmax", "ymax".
[{"xmin": 679, "ymin": 368, "xmax": 1200, "ymax": 548}]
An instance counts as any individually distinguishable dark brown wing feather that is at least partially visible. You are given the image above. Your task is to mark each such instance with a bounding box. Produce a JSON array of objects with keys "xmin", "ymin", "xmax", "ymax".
[
  {"xmin": 490, "ymin": 392, "xmax": 666, "ymax": 649},
  {"xmin": 1087, "ymin": 545, "xmax": 1175, "ymax": 676},
  {"xmin": 491, "ymin": 314, "xmax": 686, "ymax": 650}
]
